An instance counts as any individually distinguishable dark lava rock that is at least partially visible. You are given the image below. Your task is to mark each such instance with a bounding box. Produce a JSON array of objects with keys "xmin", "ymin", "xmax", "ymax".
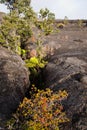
[
  {"xmin": 0, "ymin": 46, "xmax": 30, "ymax": 120},
  {"xmin": 43, "ymin": 51, "xmax": 87, "ymax": 130}
]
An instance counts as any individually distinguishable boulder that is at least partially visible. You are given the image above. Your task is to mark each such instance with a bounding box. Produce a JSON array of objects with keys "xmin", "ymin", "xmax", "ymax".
[
  {"xmin": 0, "ymin": 46, "xmax": 30, "ymax": 119},
  {"xmin": 43, "ymin": 51, "xmax": 87, "ymax": 130}
]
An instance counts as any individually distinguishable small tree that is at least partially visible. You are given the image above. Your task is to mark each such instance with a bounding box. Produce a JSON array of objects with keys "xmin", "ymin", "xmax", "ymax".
[
  {"xmin": 0, "ymin": 0, "xmax": 36, "ymax": 54},
  {"xmin": 36, "ymin": 8, "xmax": 55, "ymax": 35},
  {"xmin": 0, "ymin": 0, "xmax": 31, "ymax": 10}
]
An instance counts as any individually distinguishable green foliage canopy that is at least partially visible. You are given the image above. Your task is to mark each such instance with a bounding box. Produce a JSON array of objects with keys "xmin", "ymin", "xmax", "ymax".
[
  {"xmin": 36, "ymin": 8, "xmax": 55, "ymax": 35},
  {"xmin": 0, "ymin": 0, "xmax": 31, "ymax": 10},
  {"xmin": 0, "ymin": 0, "xmax": 36, "ymax": 53}
]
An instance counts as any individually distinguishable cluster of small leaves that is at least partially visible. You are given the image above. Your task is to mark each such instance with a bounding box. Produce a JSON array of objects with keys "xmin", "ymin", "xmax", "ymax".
[
  {"xmin": 0, "ymin": 0, "xmax": 36, "ymax": 55},
  {"xmin": 36, "ymin": 8, "xmax": 55, "ymax": 35},
  {"xmin": 0, "ymin": 12, "xmax": 19, "ymax": 52},
  {"xmin": 6, "ymin": 87, "xmax": 69, "ymax": 130},
  {"xmin": 0, "ymin": 0, "xmax": 31, "ymax": 11},
  {"xmin": 25, "ymin": 57, "xmax": 47, "ymax": 68}
]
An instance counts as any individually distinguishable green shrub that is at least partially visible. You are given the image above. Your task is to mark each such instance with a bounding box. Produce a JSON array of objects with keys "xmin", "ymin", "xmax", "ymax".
[
  {"xmin": 0, "ymin": 0, "xmax": 37, "ymax": 58},
  {"xmin": 36, "ymin": 8, "xmax": 55, "ymax": 35},
  {"xmin": 25, "ymin": 57, "xmax": 47, "ymax": 68},
  {"xmin": 6, "ymin": 87, "xmax": 69, "ymax": 130}
]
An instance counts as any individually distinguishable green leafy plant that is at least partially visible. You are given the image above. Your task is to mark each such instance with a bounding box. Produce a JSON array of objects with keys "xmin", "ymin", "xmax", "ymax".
[
  {"xmin": 0, "ymin": 0, "xmax": 31, "ymax": 11},
  {"xmin": 36, "ymin": 8, "xmax": 55, "ymax": 35},
  {"xmin": 6, "ymin": 87, "xmax": 69, "ymax": 130},
  {"xmin": 25, "ymin": 57, "xmax": 47, "ymax": 68},
  {"xmin": 0, "ymin": 0, "xmax": 36, "ymax": 55},
  {"xmin": 25, "ymin": 56, "xmax": 47, "ymax": 85}
]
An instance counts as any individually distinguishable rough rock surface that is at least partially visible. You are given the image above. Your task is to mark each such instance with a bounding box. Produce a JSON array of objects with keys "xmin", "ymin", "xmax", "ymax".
[
  {"xmin": 43, "ymin": 54, "xmax": 87, "ymax": 130},
  {"xmin": 0, "ymin": 46, "xmax": 30, "ymax": 120},
  {"xmin": 43, "ymin": 24, "xmax": 87, "ymax": 130}
]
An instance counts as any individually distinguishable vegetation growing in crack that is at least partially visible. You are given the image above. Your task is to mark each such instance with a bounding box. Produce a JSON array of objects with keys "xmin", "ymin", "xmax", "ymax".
[
  {"xmin": 6, "ymin": 87, "xmax": 69, "ymax": 130},
  {"xmin": 0, "ymin": 0, "xmax": 55, "ymax": 89},
  {"xmin": 0, "ymin": 0, "xmax": 69, "ymax": 129}
]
